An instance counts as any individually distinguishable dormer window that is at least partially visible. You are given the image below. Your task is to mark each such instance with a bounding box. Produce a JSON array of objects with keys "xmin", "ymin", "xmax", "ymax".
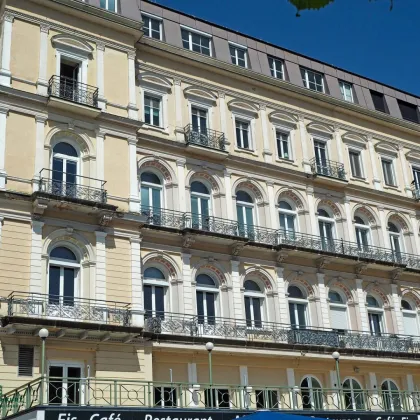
[{"xmin": 99, "ymin": 0, "xmax": 117, "ymax": 12}]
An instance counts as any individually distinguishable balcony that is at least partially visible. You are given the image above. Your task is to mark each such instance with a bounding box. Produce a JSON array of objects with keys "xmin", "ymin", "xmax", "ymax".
[
  {"xmin": 412, "ymin": 184, "xmax": 420, "ymax": 200},
  {"xmin": 310, "ymin": 158, "xmax": 347, "ymax": 182},
  {"xmin": 37, "ymin": 169, "xmax": 107, "ymax": 205},
  {"xmin": 1, "ymin": 377, "xmax": 419, "ymax": 416},
  {"xmin": 3, "ymin": 292, "xmax": 133, "ymax": 327},
  {"xmin": 184, "ymin": 124, "xmax": 227, "ymax": 159},
  {"xmin": 144, "ymin": 313, "xmax": 420, "ymax": 355},
  {"xmin": 140, "ymin": 207, "xmax": 420, "ymax": 271}
]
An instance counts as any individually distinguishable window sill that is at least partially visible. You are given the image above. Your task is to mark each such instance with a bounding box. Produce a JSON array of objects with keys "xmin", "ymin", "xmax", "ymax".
[
  {"xmin": 275, "ymin": 157, "xmax": 298, "ymax": 167},
  {"xmin": 235, "ymin": 147, "xmax": 258, "ymax": 157},
  {"xmin": 383, "ymin": 184, "xmax": 401, "ymax": 192},
  {"xmin": 350, "ymin": 176, "xmax": 369, "ymax": 184},
  {"xmin": 142, "ymin": 124, "xmax": 169, "ymax": 135}
]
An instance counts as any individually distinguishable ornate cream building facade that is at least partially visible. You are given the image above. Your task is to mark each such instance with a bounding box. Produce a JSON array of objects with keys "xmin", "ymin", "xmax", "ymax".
[{"xmin": 1, "ymin": 0, "xmax": 420, "ymax": 415}]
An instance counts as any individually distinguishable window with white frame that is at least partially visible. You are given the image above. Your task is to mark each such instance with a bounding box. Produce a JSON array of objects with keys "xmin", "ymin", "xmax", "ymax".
[
  {"xmin": 229, "ymin": 44, "xmax": 247, "ymax": 68},
  {"xmin": 236, "ymin": 190, "xmax": 255, "ymax": 238},
  {"xmin": 196, "ymin": 274, "xmax": 218, "ymax": 325},
  {"xmin": 343, "ymin": 378, "xmax": 365, "ymax": 411},
  {"xmin": 349, "ymin": 149, "xmax": 363, "ymax": 178},
  {"xmin": 191, "ymin": 106, "xmax": 208, "ymax": 133},
  {"xmin": 339, "ymin": 81, "xmax": 354, "ymax": 103},
  {"xmin": 401, "ymin": 299, "xmax": 419, "ymax": 336},
  {"xmin": 388, "ymin": 222, "xmax": 403, "ymax": 256},
  {"xmin": 278, "ymin": 201, "xmax": 296, "ymax": 235},
  {"xmin": 244, "ymin": 280, "xmax": 264, "ymax": 328},
  {"xmin": 354, "ymin": 215, "xmax": 370, "ymax": 250},
  {"xmin": 288, "ymin": 285, "xmax": 308, "ymax": 329},
  {"xmin": 140, "ymin": 172, "xmax": 162, "ymax": 214},
  {"xmin": 366, "ymin": 295, "xmax": 384, "ymax": 336},
  {"xmin": 144, "ymin": 95, "xmax": 162, "ymax": 127},
  {"xmin": 154, "ymin": 387, "xmax": 177, "ymax": 407},
  {"xmin": 235, "ymin": 119, "xmax": 251, "ymax": 150},
  {"xmin": 381, "ymin": 380, "xmax": 402, "ymax": 412},
  {"xmin": 143, "ymin": 267, "xmax": 168, "ymax": 319},
  {"xmin": 318, "ymin": 208, "xmax": 335, "ymax": 251},
  {"xmin": 300, "ymin": 67, "xmax": 324, "ymax": 93},
  {"xmin": 301, "ymin": 377, "xmax": 324, "ymax": 410},
  {"xmin": 381, "ymin": 158, "xmax": 396, "ymax": 186},
  {"xmin": 51, "ymin": 142, "xmax": 79, "ymax": 197},
  {"xmin": 268, "ymin": 57, "xmax": 284, "ymax": 80},
  {"xmin": 190, "ymin": 181, "xmax": 211, "ymax": 230},
  {"xmin": 48, "ymin": 363, "xmax": 83, "ymax": 405},
  {"xmin": 99, "ymin": 0, "xmax": 117, "ymax": 12},
  {"xmin": 142, "ymin": 15, "xmax": 162, "ymax": 40},
  {"xmin": 181, "ymin": 28, "xmax": 211, "ymax": 56},
  {"xmin": 276, "ymin": 131, "xmax": 290, "ymax": 160},
  {"xmin": 328, "ymin": 290, "xmax": 348, "ymax": 332},
  {"xmin": 413, "ymin": 167, "xmax": 420, "ymax": 189}
]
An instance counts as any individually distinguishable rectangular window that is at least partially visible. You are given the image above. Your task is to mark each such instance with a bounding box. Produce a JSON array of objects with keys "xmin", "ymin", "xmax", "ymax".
[
  {"xmin": 381, "ymin": 158, "xmax": 395, "ymax": 186},
  {"xmin": 229, "ymin": 45, "xmax": 247, "ymax": 68},
  {"xmin": 99, "ymin": 0, "xmax": 117, "ymax": 12},
  {"xmin": 371, "ymin": 90, "xmax": 388, "ymax": 113},
  {"xmin": 276, "ymin": 131, "xmax": 290, "ymax": 159},
  {"xmin": 18, "ymin": 346, "xmax": 34, "ymax": 376},
  {"xmin": 339, "ymin": 81, "xmax": 354, "ymax": 103},
  {"xmin": 235, "ymin": 119, "xmax": 250, "ymax": 149},
  {"xmin": 413, "ymin": 167, "xmax": 420, "ymax": 189},
  {"xmin": 181, "ymin": 29, "xmax": 211, "ymax": 56},
  {"xmin": 349, "ymin": 150, "xmax": 363, "ymax": 178},
  {"xmin": 398, "ymin": 100, "xmax": 420, "ymax": 123},
  {"xmin": 255, "ymin": 389, "xmax": 279, "ymax": 409},
  {"xmin": 154, "ymin": 387, "xmax": 177, "ymax": 407},
  {"xmin": 268, "ymin": 57, "xmax": 284, "ymax": 80},
  {"xmin": 142, "ymin": 15, "xmax": 161, "ymax": 40},
  {"xmin": 300, "ymin": 68, "xmax": 324, "ymax": 93},
  {"xmin": 144, "ymin": 95, "xmax": 161, "ymax": 126},
  {"xmin": 205, "ymin": 389, "xmax": 230, "ymax": 408}
]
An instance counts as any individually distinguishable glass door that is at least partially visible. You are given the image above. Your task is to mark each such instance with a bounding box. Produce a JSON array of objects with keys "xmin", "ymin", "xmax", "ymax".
[
  {"xmin": 319, "ymin": 220, "xmax": 333, "ymax": 251},
  {"xmin": 244, "ymin": 296, "xmax": 262, "ymax": 328},
  {"xmin": 314, "ymin": 141, "xmax": 328, "ymax": 175},
  {"xmin": 48, "ymin": 364, "xmax": 82, "ymax": 405},
  {"xmin": 144, "ymin": 285, "xmax": 165, "ymax": 319},
  {"xmin": 289, "ymin": 302, "xmax": 307, "ymax": 329},
  {"xmin": 196, "ymin": 291, "xmax": 216, "ymax": 325},
  {"xmin": 368, "ymin": 312, "xmax": 382, "ymax": 336},
  {"xmin": 237, "ymin": 205, "xmax": 254, "ymax": 239},
  {"xmin": 52, "ymin": 157, "xmax": 77, "ymax": 197}
]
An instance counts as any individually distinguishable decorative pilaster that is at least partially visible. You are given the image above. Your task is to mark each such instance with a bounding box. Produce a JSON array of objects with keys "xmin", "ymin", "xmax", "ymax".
[
  {"xmin": 316, "ymin": 271, "xmax": 331, "ymax": 328},
  {"xmin": 260, "ymin": 104, "xmax": 272, "ymax": 163},
  {"xmin": 231, "ymin": 259, "xmax": 243, "ymax": 319},
  {"xmin": 128, "ymin": 136, "xmax": 140, "ymax": 212},
  {"xmin": 37, "ymin": 24, "xmax": 50, "ymax": 95},
  {"xmin": 0, "ymin": 13, "xmax": 14, "ymax": 87},
  {"xmin": 355, "ymin": 278, "xmax": 369, "ymax": 332},
  {"xmin": 378, "ymin": 206, "xmax": 389, "ymax": 248},
  {"xmin": 182, "ymin": 252, "xmax": 193, "ymax": 314},
  {"xmin": 96, "ymin": 130, "xmax": 105, "ymax": 184},
  {"xmin": 96, "ymin": 42, "xmax": 106, "ymax": 110},
  {"xmin": 218, "ymin": 92, "xmax": 227, "ymax": 144},
  {"xmin": 224, "ymin": 169, "xmax": 233, "ymax": 220},
  {"xmin": 29, "ymin": 219, "xmax": 44, "ymax": 294},
  {"xmin": 368, "ymin": 373, "xmax": 380, "ymax": 409},
  {"xmin": 174, "ymin": 77, "xmax": 183, "ymax": 140},
  {"xmin": 409, "ymin": 214, "xmax": 420, "ymax": 256},
  {"xmin": 333, "ymin": 125, "xmax": 343, "ymax": 165},
  {"xmin": 344, "ymin": 195, "xmax": 354, "ymax": 242},
  {"xmin": 95, "ymin": 231, "xmax": 107, "ymax": 301},
  {"xmin": 33, "ymin": 115, "xmax": 47, "ymax": 192},
  {"xmin": 397, "ymin": 144, "xmax": 412, "ymax": 197},
  {"xmin": 177, "ymin": 159, "xmax": 186, "ymax": 212},
  {"xmin": 298, "ymin": 115, "xmax": 311, "ymax": 173},
  {"xmin": 130, "ymin": 235, "xmax": 144, "ymax": 327},
  {"xmin": 306, "ymin": 186, "xmax": 317, "ymax": 235},
  {"xmin": 127, "ymin": 51, "xmax": 138, "ymax": 119},
  {"xmin": 367, "ymin": 135, "xmax": 382, "ymax": 190},
  {"xmin": 276, "ymin": 265, "xmax": 289, "ymax": 324},
  {"xmin": 266, "ymin": 181, "xmax": 276, "ymax": 229},
  {"xmin": 0, "ymin": 106, "xmax": 8, "ymax": 190},
  {"xmin": 391, "ymin": 283, "xmax": 404, "ymax": 335}
]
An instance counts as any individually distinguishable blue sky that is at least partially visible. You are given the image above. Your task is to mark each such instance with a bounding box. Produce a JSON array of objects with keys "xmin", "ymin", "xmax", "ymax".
[{"xmin": 154, "ymin": 0, "xmax": 420, "ymax": 96}]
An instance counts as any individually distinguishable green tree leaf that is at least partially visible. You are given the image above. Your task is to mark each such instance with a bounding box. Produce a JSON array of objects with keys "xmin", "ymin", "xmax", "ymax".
[{"xmin": 288, "ymin": 0, "xmax": 335, "ymax": 16}]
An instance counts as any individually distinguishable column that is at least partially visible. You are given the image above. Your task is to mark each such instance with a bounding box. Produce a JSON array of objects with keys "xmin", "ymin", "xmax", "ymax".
[
  {"xmin": 391, "ymin": 283, "xmax": 404, "ymax": 335},
  {"xmin": 378, "ymin": 206, "xmax": 389, "ymax": 248},
  {"xmin": 182, "ymin": 253, "xmax": 193, "ymax": 314},
  {"xmin": 260, "ymin": 104, "xmax": 272, "ymax": 163},
  {"xmin": 367, "ymin": 135, "xmax": 382, "ymax": 190},
  {"xmin": 0, "ymin": 13, "xmax": 14, "ymax": 87},
  {"xmin": 174, "ymin": 78, "xmax": 183, "ymax": 140},
  {"xmin": 96, "ymin": 130, "xmax": 105, "ymax": 181},
  {"xmin": 29, "ymin": 220, "xmax": 44, "ymax": 294},
  {"xmin": 409, "ymin": 214, "xmax": 420, "ymax": 255},
  {"xmin": 306, "ymin": 186, "xmax": 317, "ymax": 235},
  {"xmin": 127, "ymin": 51, "xmax": 138, "ymax": 119},
  {"xmin": 96, "ymin": 42, "xmax": 106, "ymax": 110},
  {"xmin": 334, "ymin": 125, "xmax": 343, "ymax": 164},
  {"xmin": 94, "ymin": 231, "xmax": 107, "ymax": 301},
  {"xmin": 298, "ymin": 115, "xmax": 311, "ymax": 173},
  {"xmin": 276, "ymin": 266, "xmax": 289, "ymax": 324},
  {"xmin": 224, "ymin": 169, "xmax": 233, "ymax": 220},
  {"xmin": 37, "ymin": 24, "xmax": 50, "ymax": 95},
  {"xmin": 286, "ymin": 368, "xmax": 297, "ymax": 409},
  {"xmin": 344, "ymin": 195, "xmax": 354, "ymax": 242},
  {"xmin": 130, "ymin": 235, "xmax": 144, "ymax": 327},
  {"xmin": 329, "ymin": 370, "xmax": 340, "ymax": 408},
  {"xmin": 218, "ymin": 91, "xmax": 227, "ymax": 138},
  {"xmin": 231, "ymin": 259, "xmax": 243, "ymax": 319},
  {"xmin": 33, "ymin": 115, "xmax": 47, "ymax": 191},
  {"xmin": 398, "ymin": 144, "xmax": 412, "ymax": 197},
  {"xmin": 368, "ymin": 372, "xmax": 380, "ymax": 410},
  {"xmin": 317, "ymin": 272, "xmax": 330, "ymax": 328},
  {"xmin": 406, "ymin": 374, "xmax": 415, "ymax": 411},
  {"xmin": 355, "ymin": 278, "xmax": 369, "ymax": 332},
  {"xmin": 0, "ymin": 106, "xmax": 9, "ymax": 190},
  {"xmin": 177, "ymin": 159, "xmax": 186, "ymax": 212},
  {"xmin": 128, "ymin": 136, "xmax": 140, "ymax": 212},
  {"xmin": 266, "ymin": 181, "xmax": 276, "ymax": 229}
]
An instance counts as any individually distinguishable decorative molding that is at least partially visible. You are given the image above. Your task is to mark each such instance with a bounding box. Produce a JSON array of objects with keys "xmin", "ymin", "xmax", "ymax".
[
  {"xmin": 231, "ymin": 242, "xmax": 245, "ymax": 256},
  {"xmin": 182, "ymin": 233, "xmax": 196, "ymax": 249}
]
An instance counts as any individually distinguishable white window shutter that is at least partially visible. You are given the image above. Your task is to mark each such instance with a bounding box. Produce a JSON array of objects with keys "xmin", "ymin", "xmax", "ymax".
[
  {"xmin": 330, "ymin": 306, "xmax": 348, "ymax": 330},
  {"xmin": 403, "ymin": 313, "xmax": 419, "ymax": 336}
]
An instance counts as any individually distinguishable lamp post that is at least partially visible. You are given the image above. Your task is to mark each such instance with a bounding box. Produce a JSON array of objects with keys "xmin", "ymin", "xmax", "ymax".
[
  {"xmin": 205, "ymin": 342, "xmax": 214, "ymax": 386},
  {"xmin": 332, "ymin": 351, "xmax": 341, "ymax": 409},
  {"xmin": 39, "ymin": 328, "xmax": 49, "ymax": 405}
]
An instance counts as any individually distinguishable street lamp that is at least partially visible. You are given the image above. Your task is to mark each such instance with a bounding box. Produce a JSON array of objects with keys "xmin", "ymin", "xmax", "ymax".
[
  {"xmin": 205, "ymin": 342, "xmax": 214, "ymax": 386},
  {"xmin": 39, "ymin": 328, "xmax": 49, "ymax": 405},
  {"xmin": 332, "ymin": 351, "xmax": 341, "ymax": 389}
]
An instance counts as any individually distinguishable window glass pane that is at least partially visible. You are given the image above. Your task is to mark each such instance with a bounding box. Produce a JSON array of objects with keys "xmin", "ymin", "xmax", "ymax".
[
  {"xmin": 196, "ymin": 291, "xmax": 204, "ymax": 323},
  {"xmin": 152, "ymin": 187, "xmax": 161, "ymax": 209},
  {"xmin": 144, "ymin": 267, "xmax": 165, "ymax": 279},
  {"xmin": 108, "ymin": 0, "xmax": 115, "ymax": 11},
  {"xmin": 141, "ymin": 172, "xmax": 161, "ymax": 184},
  {"xmin": 244, "ymin": 280, "xmax": 261, "ymax": 291},
  {"xmin": 54, "ymin": 142, "xmax": 78, "ymax": 157},
  {"xmin": 288, "ymin": 285, "xmax": 304, "ymax": 299},
  {"xmin": 328, "ymin": 291, "xmax": 343, "ymax": 303},
  {"xmin": 367, "ymin": 295, "xmax": 379, "ymax": 307},
  {"xmin": 252, "ymin": 297, "xmax": 262, "ymax": 326},
  {"xmin": 245, "ymin": 296, "xmax": 251, "ymax": 326},
  {"xmin": 279, "ymin": 201, "xmax": 292, "ymax": 210},
  {"xmin": 236, "ymin": 205, "xmax": 244, "ymax": 226},
  {"xmin": 289, "ymin": 303, "xmax": 296, "ymax": 326},
  {"xmin": 398, "ymin": 100, "xmax": 419, "ymax": 123},
  {"xmin": 371, "ymin": 90, "xmax": 387, "ymax": 113},
  {"xmin": 191, "ymin": 195, "xmax": 199, "ymax": 215},
  {"xmin": 297, "ymin": 304, "xmax": 306, "ymax": 327},
  {"xmin": 191, "ymin": 181, "xmax": 209, "ymax": 194},
  {"xmin": 155, "ymin": 286, "xmax": 165, "ymax": 317},
  {"xmin": 63, "ymin": 267, "xmax": 75, "ymax": 305},
  {"xmin": 245, "ymin": 206, "xmax": 253, "ymax": 225},
  {"xmin": 51, "ymin": 247, "xmax": 77, "ymax": 260},
  {"xmin": 206, "ymin": 293, "xmax": 215, "ymax": 322},
  {"xmin": 48, "ymin": 266, "xmax": 61, "ymax": 303},
  {"xmin": 196, "ymin": 274, "xmax": 216, "ymax": 287},
  {"xmin": 52, "ymin": 157, "xmax": 64, "ymax": 177},
  {"xmin": 144, "ymin": 285, "xmax": 152, "ymax": 316},
  {"xmin": 401, "ymin": 300, "xmax": 412, "ymax": 310},
  {"xmin": 141, "ymin": 186, "xmax": 150, "ymax": 210},
  {"xmin": 181, "ymin": 29, "xmax": 189, "ymax": 48},
  {"xmin": 236, "ymin": 191, "xmax": 253, "ymax": 203}
]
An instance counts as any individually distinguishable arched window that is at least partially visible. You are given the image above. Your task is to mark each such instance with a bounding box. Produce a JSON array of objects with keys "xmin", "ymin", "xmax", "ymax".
[
  {"xmin": 388, "ymin": 222, "xmax": 403, "ymax": 256},
  {"xmin": 343, "ymin": 378, "xmax": 365, "ymax": 411},
  {"xmin": 354, "ymin": 215, "xmax": 370, "ymax": 250},
  {"xmin": 318, "ymin": 208, "xmax": 334, "ymax": 251},
  {"xmin": 143, "ymin": 267, "xmax": 167, "ymax": 319},
  {"xmin": 366, "ymin": 295, "xmax": 384, "ymax": 336},
  {"xmin": 236, "ymin": 191, "xmax": 255, "ymax": 239},
  {"xmin": 48, "ymin": 246, "xmax": 79, "ymax": 306},
  {"xmin": 329, "ymin": 290, "xmax": 348, "ymax": 332},
  {"xmin": 381, "ymin": 380, "xmax": 402, "ymax": 412},
  {"xmin": 288, "ymin": 285, "xmax": 307, "ymax": 329},
  {"xmin": 141, "ymin": 172, "xmax": 162, "ymax": 217},
  {"xmin": 301, "ymin": 376, "xmax": 323, "ymax": 410},
  {"xmin": 279, "ymin": 201, "xmax": 296, "ymax": 236},
  {"xmin": 244, "ymin": 280, "xmax": 264, "ymax": 328},
  {"xmin": 52, "ymin": 142, "xmax": 79, "ymax": 197},
  {"xmin": 196, "ymin": 274, "xmax": 218, "ymax": 325},
  {"xmin": 191, "ymin": 181, "xmax": 211, "ymax": 230},
  {"xmin": 401, "ymin": 299, "xmax": 419, "ymax": 336}
]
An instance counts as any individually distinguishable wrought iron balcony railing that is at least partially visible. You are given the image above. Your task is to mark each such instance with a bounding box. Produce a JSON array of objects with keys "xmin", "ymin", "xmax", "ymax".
[
  {"xmin": 48, "ymin": 75, "xmax": 99, "ymax": 108},
  {"xmin": 1, "ymin": 377, "xmax": 419, "ymax": 416},
  {"xmin": 5, "ymin": 292, "xmax": 132, "ymax": 326},
  {"xmin": 411, "ymin": 184, "xmax": 420, "ymax": 200},
  {"xmin": 140, "ymin": 207, "xmax": 420, "ymax": 270},
  {"xmin": 310, "ymin": 158, "xmax": 346, "ymax": 181},
  {"xmin": 144, "ymin": 312, "xmax": 420, "ymax": 354},
  {"xmin": 38, "ymin": 169, "xmax": 107, "ymax": 204},
  {"xmin": 184, "ymin": 124, "xmax": 226, "ymax": 151}
]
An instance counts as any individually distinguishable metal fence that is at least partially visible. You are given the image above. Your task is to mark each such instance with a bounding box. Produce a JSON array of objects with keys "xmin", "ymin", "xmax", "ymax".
[
  {"xmin": 184, "ymin": 124, "xmax": 226, "ymax": 151},
  {"xmin": 310, "ymin": 158, "xmax": 346, "ymax": 181}
]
